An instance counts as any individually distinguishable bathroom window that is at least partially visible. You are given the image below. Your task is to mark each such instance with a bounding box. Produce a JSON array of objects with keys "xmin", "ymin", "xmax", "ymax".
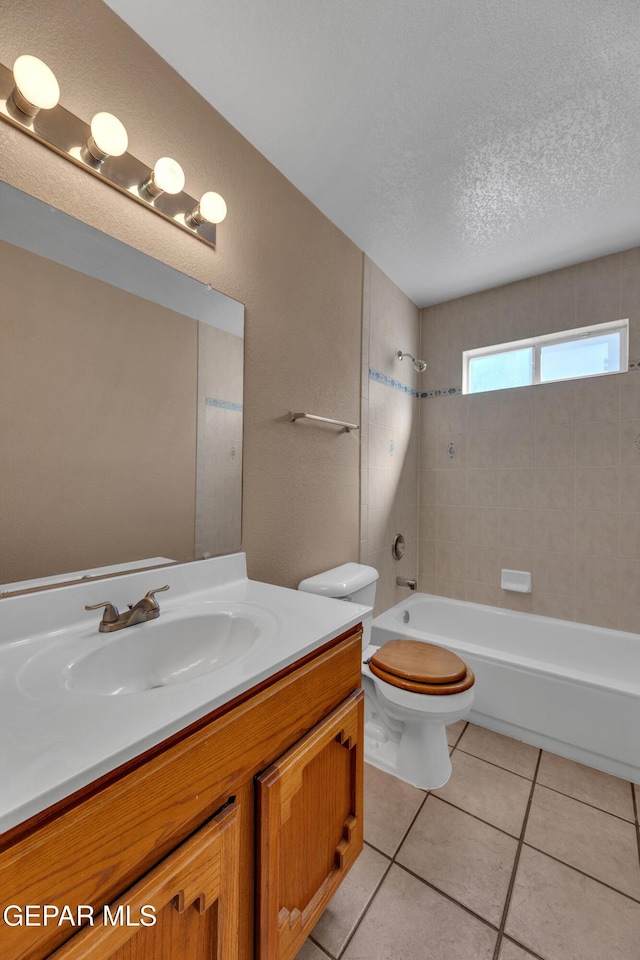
[{"xmin": 462, "ymin": 319, "xmax": 628, "ymax": 394}]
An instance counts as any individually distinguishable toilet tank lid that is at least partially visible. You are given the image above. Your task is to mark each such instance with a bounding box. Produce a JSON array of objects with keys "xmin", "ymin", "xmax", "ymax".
[{"xmin": 298, "ymin": 563, "xmax": 379, "ymax": 597}]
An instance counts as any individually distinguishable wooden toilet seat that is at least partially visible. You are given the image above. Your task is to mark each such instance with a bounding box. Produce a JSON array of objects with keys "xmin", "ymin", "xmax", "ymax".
[{"xmin": 368, "ymin": 639, "xmax": 475, "ymax": 695}]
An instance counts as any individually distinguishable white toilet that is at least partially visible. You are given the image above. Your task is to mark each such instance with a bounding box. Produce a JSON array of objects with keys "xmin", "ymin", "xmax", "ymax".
[{"xmin": 298, "ymin": 563, "xmax": 475, "ymax": 789}]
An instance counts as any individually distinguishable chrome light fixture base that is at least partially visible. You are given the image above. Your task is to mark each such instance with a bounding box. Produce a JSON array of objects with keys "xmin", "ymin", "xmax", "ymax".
[{"xmin": 0, "ymin": 61, "xmax": 217, "ymax": 249}]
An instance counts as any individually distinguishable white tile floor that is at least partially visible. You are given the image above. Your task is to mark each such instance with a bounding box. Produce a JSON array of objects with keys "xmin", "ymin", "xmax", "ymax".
[{"xmin": 296, "ymin": 721, "xmax": 640, "ymax": 960}]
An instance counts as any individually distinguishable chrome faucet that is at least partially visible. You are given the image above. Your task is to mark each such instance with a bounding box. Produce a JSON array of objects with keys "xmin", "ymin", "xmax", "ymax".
[
  {"xmin": 85, "ymin": 585, "xmax": 170, "ymax": 632},
  {"xmin": 396, "ymin": 576, "xmax": 417, "ymax": 591}
]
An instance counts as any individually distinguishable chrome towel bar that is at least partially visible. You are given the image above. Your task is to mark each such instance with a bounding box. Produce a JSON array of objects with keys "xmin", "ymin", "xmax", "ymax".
[{"xmin": 289, "ymin": 411, "xmax": 359, "ymax": 432}]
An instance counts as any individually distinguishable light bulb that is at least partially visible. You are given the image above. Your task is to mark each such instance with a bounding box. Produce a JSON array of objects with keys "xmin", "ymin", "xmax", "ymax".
[
  {"xmin": 188, "ymin": 191, "xmax": 227, "ymax": 226},
  {"xmin": 142, "ymin": 157, "xmax": 185, "ymax": 197},
  {"xmin": 11, "ymin": 55, "xmax": 60, "ymax": 117},
  {"xmin": 87, "ymin": 112, "xmax": 128, "ymax": 163}
]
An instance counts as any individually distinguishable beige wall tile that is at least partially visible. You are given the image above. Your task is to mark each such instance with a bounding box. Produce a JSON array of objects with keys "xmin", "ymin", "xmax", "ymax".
[
  {"xmin": 574, "ymin": 374, "xmax": 620, "ymax": 422},
  {"xmin": 419, "ymin": 468, "xmax": 437, "ymax": 504},
  {"xmin": 533, "ymin": 509, "xmax": 575, "ymax": 553},
  {"xmin": 418, "ymin": 540, "xmax": 437, "ymax": 579},
  {"xmin": 418, "ymin": 504, "xmax": 437, "ymax": 542},
  {"xmin": 500, "ymin": 469, "xmax": 535, "ymax": 508},
  {"xmin": 617, "ymin": 604, "xmax": 640, "ymax": 632},
  {"xmin": 575, "ymin": 420, "xmax": 620, "ymax": 467},
  {"xmin": 620, "ymin": 465, "xmax": 640, "ymax": 512},
  {"xmin": 466, "ymin": 468, "xmax": 501, "ymax": 507},
  {"xmin": 534, "ymin": 467, "xmax": 575, "ymax": 510},
  {"xmin": 499, "ymin": 388, "xmax": 535, "ymax": 431},
  {"xmin": 500, "ymin": 429, "xmax": 535, "ymax": 468},
  {"xmin": 574, "ymin": 510, "xmax": 618, "ymax": 558},
  {"xmin": 573, "ymin": 598, "xmax": 619, "ymax": 629},
  {"xmin": 620, "ymin": 418, "xmax": 640, "ymax": 465},
  {"xmin": 467, "ymin": 393, "xmax": 502, "ymax": 433},
  {"xmin": 500, "ymin": 591, "xmax": 534, "ymax": 614},
  {"xmin": 619, "ymin": 558, "xmax": 640, "ymax": 606},
  {"xmin": 535, "ymin": 422, "xmax": 576, "ymax": 467},
  {"xmin": 574, "ymin": 466, "xmax": 619, "ymax": 512},
  {"xmin": 467, "ymin": 507, "xmax": 503, "ymax": 546},
  {"xmin": 535, "ymin": 380, "xmax": 575, "ymax": 425},
  {"xmin": 619, "ymin": 372, "xmax": 640, "ymax": 419},
  {"xmin": 619, "ymin": 512, "xmax": 640, "ymax": 560},
  {"xmin": 435, "ymin": 469, "xmax": 468, "ymax": 505},
  {"xmin": 467, "ymin": 429, "xmax": 501, "ymax": 469},
  {"xmin": 500, "ymin": 509, "xmax": 536, "ymax": 550},
  {"xmin": 437, "ymin": 505, "xmax": 467, "ymax": 542},
  {"xmin": 464, "ymin": 581, "xmax": 501, "ymax": 607},
  {"xmin": 532, "ymin": 593, "xmax": 574, "ymax": 621},
  {"xmin": 434, "ymin": 577, "xmax": 467, "ymax": 600},
  {"xmin": 437, "ymin": 541, "xmax": 467, "ymax": 580},
  {"xmin": 574, "ymin": 555, "xmax": 619, "ymax": 602},
  {"xmin": 465, "ymin": 544, "xmax": 501, "ymax": 585},
  {"xmin": 438, "ymin": 395, "xmax": 467, "ymax": 433},
  {"xmin": 532, "ymin": 552, "xmax": 574, "ymax": 596}
]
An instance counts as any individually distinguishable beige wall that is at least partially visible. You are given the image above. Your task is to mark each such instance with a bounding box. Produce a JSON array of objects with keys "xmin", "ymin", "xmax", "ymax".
[
  {"xmin": 419, "ymin": 248, "xmax": 640, "ymax": 632},
  {"xmin": 0, "ymin": 0, "xmax": 363, "ymax": 588},
  {"xmin": 360, "ymin": 257, "xmax": 421, "ymax": 614}
]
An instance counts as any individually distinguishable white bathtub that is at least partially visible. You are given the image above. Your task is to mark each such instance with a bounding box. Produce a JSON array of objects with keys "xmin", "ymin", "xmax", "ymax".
[{"xmin": 371, "ymin": 594, "xmax": 640, "ymax": 783}]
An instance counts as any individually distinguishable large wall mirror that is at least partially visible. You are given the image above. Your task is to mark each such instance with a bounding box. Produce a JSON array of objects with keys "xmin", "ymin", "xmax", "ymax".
[{"xmin": 0, "ymin": 180, "xmax": 244, "ymax": 594}]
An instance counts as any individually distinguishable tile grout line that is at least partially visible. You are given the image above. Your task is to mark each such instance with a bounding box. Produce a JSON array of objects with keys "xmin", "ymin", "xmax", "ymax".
[
  {"xmin": 491, "ymin": 747, "xmax": 543, "ymax": 960},
  {"xmin": 456, "ymin": 745, "xmax": 635, "ymax": 825},
  {"xmin": 633, "ymin": 782, "xmax": 640, "ymax": 874},
  {"xmin": 330, "ymin": 784, "xmax": 434, "ymax": 960}
]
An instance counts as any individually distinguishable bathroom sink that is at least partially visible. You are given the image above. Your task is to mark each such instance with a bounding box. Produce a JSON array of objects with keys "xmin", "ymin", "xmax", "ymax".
[
  {"xmin": 67, "ymin": 612, "xmax": 261, "ymax": 695},
  {"xmin": 17, "ymin": 601, "xmax": 279, "ymax": 700}
]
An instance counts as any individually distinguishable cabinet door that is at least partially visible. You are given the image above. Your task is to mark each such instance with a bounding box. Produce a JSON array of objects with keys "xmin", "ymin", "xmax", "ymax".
[
  {"xmin": 47, "ymin": 800, "xmax": 240, "ymax": 960},
  {"xmin": 256, "ymin": 690, "xmax": 364, "ymax": 960}
]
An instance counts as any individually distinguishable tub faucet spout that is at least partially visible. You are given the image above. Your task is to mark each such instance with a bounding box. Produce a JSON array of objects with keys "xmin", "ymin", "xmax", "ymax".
[{"xmin": 396, "ymin": 576, "xmax": 417, "ymax": 590}]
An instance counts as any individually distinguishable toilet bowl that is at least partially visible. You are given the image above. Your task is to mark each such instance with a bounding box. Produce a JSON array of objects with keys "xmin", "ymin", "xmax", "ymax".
[{"xmin": 298, "ymin": 565, "xmax": 475, "ymax": 789}]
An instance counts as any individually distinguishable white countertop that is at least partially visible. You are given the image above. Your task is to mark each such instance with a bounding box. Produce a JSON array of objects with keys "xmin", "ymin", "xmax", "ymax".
[{"xmin": 0, "ymin": 554, "xmax": 368, "ymax": 834}]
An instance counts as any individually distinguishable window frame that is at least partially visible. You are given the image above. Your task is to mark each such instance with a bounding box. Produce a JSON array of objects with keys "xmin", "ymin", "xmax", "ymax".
[{"xmin": 462, "ymin": 318, "xmax": 629, "ymax": 395}]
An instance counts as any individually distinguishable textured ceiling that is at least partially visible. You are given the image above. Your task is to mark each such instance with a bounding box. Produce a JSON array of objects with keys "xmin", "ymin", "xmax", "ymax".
[{"xmin": 103, "ymin": 0, "xmax": 640, "ymax": 306}]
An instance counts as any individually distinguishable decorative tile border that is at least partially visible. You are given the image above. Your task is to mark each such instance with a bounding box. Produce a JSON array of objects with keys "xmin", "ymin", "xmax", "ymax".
[
  {"xmin": 205, "ymin": 397, "xmax": 243, "ymax": 411},
  {"xmin": 420, "ymin": 386, "xmax": 462, "ymax": 398},
  {"xmin": 369, "ymin": 367, "xmax": 420, "ymax": 398}
]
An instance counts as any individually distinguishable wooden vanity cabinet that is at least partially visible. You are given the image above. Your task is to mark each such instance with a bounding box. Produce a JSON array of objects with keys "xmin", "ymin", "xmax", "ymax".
[{"xmin": 0, "ymin": 626, "xmax": 364, "ymax": 960}]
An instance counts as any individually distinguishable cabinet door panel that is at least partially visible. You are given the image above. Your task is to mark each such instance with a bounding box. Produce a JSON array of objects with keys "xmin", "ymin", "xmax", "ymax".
[
  {"xmin": 257, "ymin": 690, "xmax": 364, "ymax": 960},
  {"xmin": 48, "ymin": 800, "xmax": 239, "ymax": 960}
]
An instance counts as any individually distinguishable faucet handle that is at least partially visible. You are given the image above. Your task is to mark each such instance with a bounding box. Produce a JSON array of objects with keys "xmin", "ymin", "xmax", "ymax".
[
  {"xmin": 85, "ymin": 601, "xmax": 120, "ymax": 623},
  {"xmin": 143, "ymin": 584, "xmax": 170, "ymax": 608}
]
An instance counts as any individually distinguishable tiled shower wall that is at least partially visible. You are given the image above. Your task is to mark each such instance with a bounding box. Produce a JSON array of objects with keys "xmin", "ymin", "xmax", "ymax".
[
  {"xmin": 360, "ymin": 257, "xmax": 421, "ymax": 615},
  {"xmin": 418, "ymin": 247, "xmax": 640, "ymax": 631}
]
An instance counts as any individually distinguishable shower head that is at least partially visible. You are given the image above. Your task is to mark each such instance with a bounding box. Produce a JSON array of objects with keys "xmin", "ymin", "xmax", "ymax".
[{"xmin": 397, "ymin": 351, "xmax": 427, "ymax": 373}]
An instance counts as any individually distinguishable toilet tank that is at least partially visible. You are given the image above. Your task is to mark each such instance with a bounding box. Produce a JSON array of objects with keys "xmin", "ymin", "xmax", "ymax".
[{"xmin": 298, "ymin": 563, "xmax": 379, "ymax": 647}]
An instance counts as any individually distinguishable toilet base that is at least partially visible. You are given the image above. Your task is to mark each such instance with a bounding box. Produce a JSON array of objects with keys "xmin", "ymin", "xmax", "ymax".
[
  {"xmin": 363, "ymin": 692, "xmax": 453, "ymax": 789},
  {"xmin": 362, "ymin": 647, "xmax": 473, "ymax": 790}
]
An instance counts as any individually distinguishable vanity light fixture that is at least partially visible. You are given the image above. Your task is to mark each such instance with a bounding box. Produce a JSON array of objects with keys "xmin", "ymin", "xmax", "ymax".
[
  {"xmin": 10, "ymin": 55, "xmax": 60, "ymax": 117},
  {"xmin": 86, "ymin": 112, "xmax": 128, "ymax": 163},
  {"xmin": 142, "ymin": 156, "xmax": 186, "ymax": 197},
  {"xmin": 0, "ymin": 55, "xmax": 226, "ymax": 249},
  {"xmin": 187, "ymin": 191, "xmax": 228, "ymax": 225}
]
